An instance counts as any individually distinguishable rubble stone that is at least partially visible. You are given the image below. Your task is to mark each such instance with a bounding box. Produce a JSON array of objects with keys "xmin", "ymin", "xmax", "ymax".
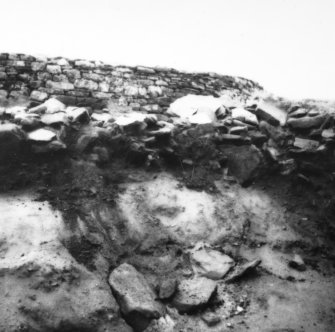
[
  {"xmin": 190, "ymin": 244, "xmax": 235, "ymax": 279},
  {"xmin": 172, "ymin": 277, "xmax": 217, "ymax": 313},
  {"xmin": 27, "ymin": 128, "xmax": 56, "ymax": 142},
  {"xmin": 287, "ymin": 114, "xmax": 327, "ymax": 129},
  {"xmin": 108, "ymin": 263, "xmax": 164, "ymax": 319}
]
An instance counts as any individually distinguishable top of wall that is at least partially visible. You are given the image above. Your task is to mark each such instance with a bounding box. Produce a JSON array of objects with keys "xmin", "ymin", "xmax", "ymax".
[{"xmin": 0, "ymin": 52, "xmax": 263, "ymax": 111}]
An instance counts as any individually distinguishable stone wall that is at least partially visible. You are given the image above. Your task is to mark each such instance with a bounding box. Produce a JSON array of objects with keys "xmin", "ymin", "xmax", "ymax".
[{"xmin": 0, "ymin": 53, "xmax": 262, "ymax": 111}]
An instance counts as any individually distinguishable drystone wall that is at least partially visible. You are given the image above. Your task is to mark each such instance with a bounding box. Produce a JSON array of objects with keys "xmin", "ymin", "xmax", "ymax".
[{"xmin": 0, "ymin": 53, "xmax": 261, "ymax": 110}]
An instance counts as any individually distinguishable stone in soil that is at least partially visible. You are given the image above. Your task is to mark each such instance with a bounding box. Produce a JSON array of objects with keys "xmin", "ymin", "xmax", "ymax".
[
  {"xmin": 224, "ymin": 145, "xmax": 263, "ymax": 185},
  {"xmin": 201, "ymin": 312, "xmax": 221, "ymax": 326},
  {"xmin": 288, "ymin": 254, "xmax": 306, "ymax": 272},
  {"xmin": 190, "ymin": 244, "xmax": 235, "ymax": 279},
  {"xmin": 172, "ymin": 277, "xmax": 217, "ymax": 313},
  {"xmin": 226, "ymin": 258, "xmax": 261, "ymax": 283},
  {"xmin": 158, "ymin": 279, "xmax": 177, "ymax": 300},
  {"xmin": 109, "ymin": 263, "xmax": 164, "ymax": 330},
  {"xmin": 256, "ymin": 100, "xmax": 287, "ymax": 126}
]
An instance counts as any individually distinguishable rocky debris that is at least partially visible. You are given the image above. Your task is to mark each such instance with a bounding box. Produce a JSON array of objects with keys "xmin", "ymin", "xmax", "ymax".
[
  {"xmin": 172, "ymin": 277, "xmax": 217, "ymax": 313},
  {"xmin": 189, "ymin": 243, "xmax": 235, "ymax": 279},
  {"xmin": 109, "ymin": 263, "xmax": 164, "ymax": 331},
  {"xmin": 65, "ymin": 106, "xmax": 90, "ymax": 123},
  {"xmin": 288, "ymin": 254, "xmax": 306, "ymax": 272},
  {"xmin": 143, "ymin": 315, "xmax": 176, "ymax": 332},
  {"xmin": 226, "ymin": 259, "xmax": 261, "ymax": 283}
]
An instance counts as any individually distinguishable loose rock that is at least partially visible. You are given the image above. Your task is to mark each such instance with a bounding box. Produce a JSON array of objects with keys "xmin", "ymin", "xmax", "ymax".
[
  {"xmin": 190, "ymin": 243, "xmax": 235, "ymax": 279},
  {"xmin": 172, "ymin": 277, "xmax": 217, "ymax": 313}
]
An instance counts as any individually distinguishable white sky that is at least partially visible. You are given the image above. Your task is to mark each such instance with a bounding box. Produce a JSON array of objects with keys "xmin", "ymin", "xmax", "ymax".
[{"xmin": 1, "ymin": 0, "xmax": 335, "ymax": 100}]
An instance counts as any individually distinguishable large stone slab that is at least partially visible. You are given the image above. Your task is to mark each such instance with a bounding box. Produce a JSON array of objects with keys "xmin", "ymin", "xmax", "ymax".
[
  {"xmin": 224, "ymin": 145, "xmax": 263, "ymax": 185},
  {"xmin": 109, "ymin": 263, "xmax": 164, "ymax": 319},
  {"xmin": 172, "ymin": 277, "xmax": 217, "ymax": 313},
  {"xmin": 168, "ymin": 94, "xmax": 223, "ymax": 124},
  {"xmin": 287, "ymin": 114, "xmax": 327, "ymax": 129}
]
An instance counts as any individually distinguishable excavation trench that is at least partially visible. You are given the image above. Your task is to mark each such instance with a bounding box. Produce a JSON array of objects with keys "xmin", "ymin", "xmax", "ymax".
[{"xmin": 1, "ymin": 164, "xmax": 335, "ymax": 332}]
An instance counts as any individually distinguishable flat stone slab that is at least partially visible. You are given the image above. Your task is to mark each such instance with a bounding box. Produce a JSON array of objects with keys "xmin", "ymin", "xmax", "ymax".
[
  {"xmin": 190, "ymin": 244, "xmax": 235, "ymax": 279},
  {"xmin": 287, "ymin": 114, "xmax": 327, "ymax": 129},
  {"xmin": 226, "ymin": 258, "xmax": 261, "ymax": 283},
  {"xmin": 27, "ymin": 128, "xmax": 56, "ymax": 142},
  {"xmin": 41, "ymin": 112, "xmax": 67, "ymax": 125},
  {"xmin": 109, "ymin": 263, "xmax": 163, "ymax": 318},
  {"xmin": 232, "ymin": 107, "xmax": 258, "ymax": 125},
  {"xmin": 172, "ymin": 277, "xmax": 217, "ymax": 313}
]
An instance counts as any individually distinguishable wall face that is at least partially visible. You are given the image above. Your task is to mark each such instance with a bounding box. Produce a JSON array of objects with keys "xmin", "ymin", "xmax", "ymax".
[{"xmin": 0, "ymin": 53, "xmax": 262, "ymax": 110}]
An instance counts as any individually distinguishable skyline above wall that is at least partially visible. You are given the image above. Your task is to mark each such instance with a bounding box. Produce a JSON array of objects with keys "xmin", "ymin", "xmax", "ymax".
[{"xmin": 1, "ymin": 0, "xmax": 335, "ymax": 100}]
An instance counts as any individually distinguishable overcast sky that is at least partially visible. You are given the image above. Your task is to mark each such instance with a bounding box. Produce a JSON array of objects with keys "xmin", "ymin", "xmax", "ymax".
[{"xmin": 1, "ymin": 0, "xmax": 334, "ymax": 100}]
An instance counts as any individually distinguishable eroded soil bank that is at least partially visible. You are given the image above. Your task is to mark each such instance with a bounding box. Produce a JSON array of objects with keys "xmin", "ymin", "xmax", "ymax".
[{"xmin": 0, "ymin": 156, "xmax": 335, "ymax": 332}]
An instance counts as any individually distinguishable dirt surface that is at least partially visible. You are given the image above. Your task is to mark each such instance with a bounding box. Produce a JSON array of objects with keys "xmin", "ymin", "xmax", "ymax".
[{"xmin": 0, "ymin": 151, "xmax": 334, "ymax": 331}]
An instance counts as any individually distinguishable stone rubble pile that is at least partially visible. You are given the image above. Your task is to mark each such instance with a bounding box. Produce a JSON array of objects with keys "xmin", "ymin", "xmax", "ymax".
[{"xmin": 1, "ymin": 89, "xmax": 334, "ymax": 186}]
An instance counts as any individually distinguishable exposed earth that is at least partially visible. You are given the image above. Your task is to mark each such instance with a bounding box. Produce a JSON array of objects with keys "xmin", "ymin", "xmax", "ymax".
[{"xmin": 0, "ymin": 55, "xmax": 335, "ymax": 332}]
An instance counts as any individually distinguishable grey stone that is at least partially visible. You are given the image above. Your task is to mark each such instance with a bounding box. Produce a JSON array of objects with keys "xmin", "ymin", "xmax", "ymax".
[
  {"xmin": 231, "ymin": 107, "xmax": 258, "ymax": 125},
  {"xmin": 31, "ymin": 62, "xmax": 46, "ymax": 71},
  {"xmin": 30, "ymin": 90, "xmax": 48, "ymax": 102},
  {"xmin": 289, "ymin": 108, "xmax": 308, "ymax": 118},
  {"xmin": 256, "ymin": 100, "xmax": 287, "ymax": 126},
  {"xmin": 201, "ymin": 312, "xmax": 221, "ymax": 326},
  {"xmin": 74, "ymin": 79, "xmax": 99, "ymax": 90},
  {"xmin": 41, "ymin": 112, "xmax": 68, "ymax": 126},
  {"xmin": 172, "ymin": 277, "xmax": 217, "ymax": 313},
  {"xmin": 293, "ymin": 137, "xmax": 319, "ymax": 151},
  {"xmin": 322, "ymin": 128, "xmax": 335, "ymax": 139},
  {"xmin": 108, "ymin": 263, "xmax": 164, "ymax": 318},
  {"xmin": 226, "ymin": 259, "xmax": 261, "ymax": 282},
  {"xmin": 224, "ymin": 145, "xmax": 263, "ymax": 185},
  {"xmin": 75, "ymin": 60, "xmax": 96, "ymax": 68},
  {"xmin": 66, "ymin": 107, "xmax": 90, "ymax": 123},
  {"xmin": 29, "ymin": 98, "xmax": 66, "ymax": 115},
  {"xmin": 136, "ymin": 66, "xmax": 156, "ymax": 74},
  {"xmin": 46, "ymin": 65, "xmax": 61, "ymax": 74},
  {"xmin": 190, "ymin": 244, "xmax": 235, "ymax": 279},
  {"xmin": 46, "ymin": 80, "xmax": 74, "ymax": 91},
  {"xmin": 158, "ymin": 279, "xmax": 177, "ymax": 300},
  {"xmin": 287, "ymin": 114, "xmax": 327, "ymax": 129}
]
